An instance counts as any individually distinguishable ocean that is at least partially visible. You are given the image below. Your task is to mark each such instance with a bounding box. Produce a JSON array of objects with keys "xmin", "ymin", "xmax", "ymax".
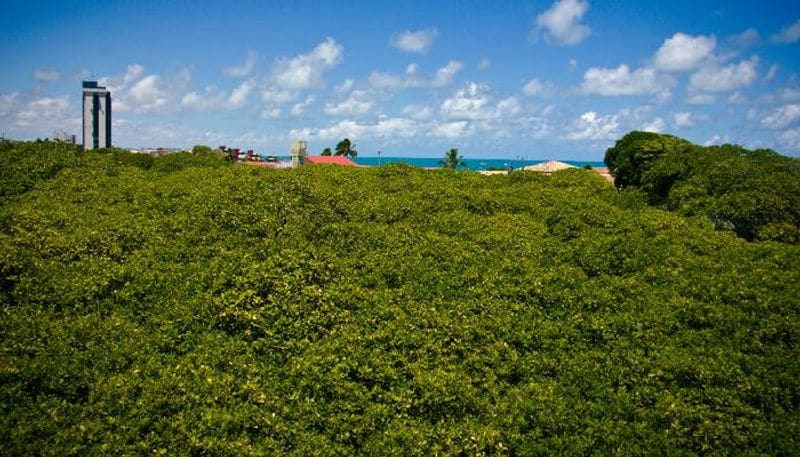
[{"xmin": 353, "ymin": 156, "xmax": 606, "ymax": 171}]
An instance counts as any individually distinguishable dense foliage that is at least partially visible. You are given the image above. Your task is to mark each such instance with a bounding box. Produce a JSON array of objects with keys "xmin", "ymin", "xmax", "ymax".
[
  {"xmin": 2, "ymin": 141, "xmax": 799, "ymax": 455},
  {"xmin": 605, "ymin": 131, "xmax": 800, "ymax": 243}
]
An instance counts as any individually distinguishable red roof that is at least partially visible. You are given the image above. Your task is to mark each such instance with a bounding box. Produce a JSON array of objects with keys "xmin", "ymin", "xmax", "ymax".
[{"xmin": 306, "ymin": 156, "xmax": 357, "ymax": 166}]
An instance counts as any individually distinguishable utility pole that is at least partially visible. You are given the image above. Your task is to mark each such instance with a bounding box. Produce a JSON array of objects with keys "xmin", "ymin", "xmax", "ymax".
[{"xmin": 378, "ymin": 150, "xmax": 382, "ymax": 166}]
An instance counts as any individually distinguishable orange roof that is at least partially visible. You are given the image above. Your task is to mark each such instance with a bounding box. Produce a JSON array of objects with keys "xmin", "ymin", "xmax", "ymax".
[{"xmin": 306, "ymin": 156, "xmax": 357, "ymax": 166}]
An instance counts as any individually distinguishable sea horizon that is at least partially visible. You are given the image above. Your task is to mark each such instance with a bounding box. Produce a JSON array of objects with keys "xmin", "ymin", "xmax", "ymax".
[{"xmin": 353, "ymin": 156, "xmax": 606, "ymax": 171}]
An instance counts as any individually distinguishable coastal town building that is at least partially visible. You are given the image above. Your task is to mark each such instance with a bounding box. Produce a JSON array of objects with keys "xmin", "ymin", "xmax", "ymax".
[
  {"xmin": 81, "ymin": 81, "xmax": 112, "ymax": 150},
  {"xmin": 305, "ymin": 156, "xmax": 357, "ymax": 166}
]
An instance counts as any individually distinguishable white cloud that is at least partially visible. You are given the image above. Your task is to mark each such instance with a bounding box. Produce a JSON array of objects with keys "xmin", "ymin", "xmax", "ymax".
[
  {"xmin": 772, "ymin": 19, "xmax": 800, "ymax": 43},
  {"xmin": 261, "ymin": 89, "xmax": 296, "ymax": 104},
  {"xmin": 478, "ymin": 58, "xmax": 491, "ymax": 70},
  {"xmin": 291, "ymin": 96, "xmax": 315, "ymax": 116},
  {"xmin": 228, "ymin": 80, "xmax": 254, "ymax": 108},
  {"xmin": 764, "ymin": 64, "xmax": 778, "ymax": 82},
  {"xmin": 497, "ymin": 97, "xmax": 521, "ymax": 117},
  {"xmin": 390, "ymin": 28, "xmax": 438, "ymax": 53},
  {"xmin": 581, "ymin": 64, "xmax": 673, "ymax": 96},
  {"xmin": 15, "ymin": 96, "xmax": 71, "ymax": 127},
  {"xmin": 567, "ymin": 111, "xmax": 619, "ymax": 140},
  {"xmin": 522, "ymin": 78, "xmax": 554, "ymax": 96},
  {"xmin": 778, "ymin": 127, "xmax": 800, "ymax": 149},
  {"xmin": 535, "ymin": 0, "xmax": 591, "ymax": 46},
  {"xmin": 730, "ymin": 28, "xmax": 759, "ymax": 47},
  {"xmin": 781, "ymin": 88, "xmax": 800, "ymax": 101},
  {"xmin": 402, "ymin": 104, "xmax": 433, "ymax": 120},
  {"xmin": 271, "ymin": 37, "xmax": 343, "ymax": 89},
  {"xmin": 335, "ymin": 79, "xmax": 354, "ymax": 93},
  {"xmin": 654, "ymin": 33, "xmax": 716, "ymax": 71},
  {"xmin": 689, "ymin": 56, "xmax": 759, "ymax": 92},
  {"xmin": 686, "ymin": 92, "xmax": 716, "ymax": 105},
  {"xmin": 429, "ymin": 121, "xmax": 470, "ymax": 138},
  {"xmin": 324, "ymin": 90, "xmax": 372, "ymax": 116},
  {"xmin": 641, "ymin": 117, "xmax": 666, "ymax": 133},
  {"xmin": 368, "ymin": 60, "xmax": 463, "ymax": 90},
  {"xmin": 33, "ymin": 69, "xmax": 61, "ymax": 82},
  {"xmin": 128, "ymin": 75, "xmax": 168, "ymax": 111},
  {"xmin": 223, "ymin": 51, "xmax": 257, "ymax": 77},
  {"xmin": 291, "ymin": 117, "xmax": 419, "ymax": 141},
  {"xmin": 727, "ymin": 91, "xmax": 747, "ymax": 104},
  {"xmin": 432, "ymin": 61, "xmax": 463, "ymax": 87},
  {"xmin": 673, "ymin": 112, "xmax": 695, "ymax": 128},
  {"xmin": 761, "ymin": 104, "xmax": 800, "ymax": 130},
  {"xmin": 260, "ymin": 108, "xmax": 281, "ymax": 119},
  {"xmin": 181, "ymin": 86, "xmax": 226, "ymax": 110},
  {"xmin": 441, "ymin": 82, "xmax": 492, "ymax": 120},
  {"xmin": 703, "ymin": 134, "xmax": 729, "ymax": 146},
  {"xmin": 0, "ymin": 92, "xmax": 19, "ymax": 116}
]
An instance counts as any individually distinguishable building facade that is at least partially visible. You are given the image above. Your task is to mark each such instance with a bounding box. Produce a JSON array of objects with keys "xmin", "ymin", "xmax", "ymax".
[{"xmin": 82, "ymin": 81, "xmax": 112, "ymax": 150}]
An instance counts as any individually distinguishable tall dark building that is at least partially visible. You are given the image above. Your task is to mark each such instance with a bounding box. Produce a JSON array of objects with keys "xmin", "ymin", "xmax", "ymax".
[{"xmin": 82, "ymin": 81, "xmax": 112, "ymax": 150}]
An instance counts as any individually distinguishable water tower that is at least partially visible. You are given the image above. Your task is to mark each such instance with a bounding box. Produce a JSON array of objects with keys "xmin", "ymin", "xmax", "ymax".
[{"xmin": 291, "ymin": 139, "xmax": 307, "ymax": 168}]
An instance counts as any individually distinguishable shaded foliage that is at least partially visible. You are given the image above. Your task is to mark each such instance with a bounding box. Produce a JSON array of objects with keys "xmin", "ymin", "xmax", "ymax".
[
  {"xmin": 1, "ymin": 142, "xmax": 799, "ymax": 455},
  {"xmin": 605, "ymin": 131, "xmax": 800, "ymax": 243}
]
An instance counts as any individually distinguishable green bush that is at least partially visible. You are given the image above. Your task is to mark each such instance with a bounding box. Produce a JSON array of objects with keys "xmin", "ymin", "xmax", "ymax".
[{"xmin": 1, "ymin": 141, "xmax": 798, "ymax": 454}]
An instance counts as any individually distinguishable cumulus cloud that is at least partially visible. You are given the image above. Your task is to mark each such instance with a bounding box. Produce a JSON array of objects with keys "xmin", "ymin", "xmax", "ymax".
[
  {"xmin": 429, "ymin": 121, "xmax": 470, "ymax": 138},
  {"xmin": 641, "ymin": 117, "xmax": 666, "ymax": 133},
  {"xmin": 368, "ymin": 60, "xmax": 463, "ymax": 90},
  {"xmin": 522, "ymin": 78, "xmax": 555, "ymax": 96},
  {"xmin": 761, "ymin": 104, "xmax": 800, "ymax": 130},
  {"xmin": 181, "ymin": 86, "xmax": 227, "ymax": 110},
  {"xmin": 567, "ymin": 111, "xmax": 619, "ymax": 140},
  {"xmin": 390, "ymin": 28, "xmax": 438, "ymax": 53},
  {"xmin": 772, "ymin": 18, "xmax": 800, "ymax": 43},
  {"xmin": 673, "ymin": 112, "xmax": 704, "ymax": 128},
  {"xmin": 33, "ymin": 69, "xmax": 61, "ymax": 82},
  {"xmin": 654, "ymin": 33, "xmax": 716, "ymax": 71},
  {"xmin": 291, "ymin": 117, "xmax": 419, "ymax": 141},
  {"xmin": 581, "ymin": 64, "xmax": 673, "ymax": 96},
  {"xmin": 272, "ymin": 37, "xmax": 343, "ymax": 89},
  {"xmin": 764, "ymin": 64, "xmax": 778, "ymax": 82},
  {"xmin": 535, "ymin": 0, "xmax": 591, "ymax": 46},
  {"xmin": 228, "ymin": 80, "xmax": 254, "ymax": 108},
  {"xmin": 440, "ymin": 83, "xmax": 520, "ymax": 121},
  {"xmin": 689, "ymin": 56, "xmax": 759, "ymax": 92},
  {"xmin": 324, "ymin": 90, "xmax": 373, "ymax": 116},
  {"xmin": 15, "ymin": 96, "xmax": 71, "ymax": 128},
  {"xmin": 686, "ymin": 92, "xmax": 716, "ymax": 105},
  {"xmin": 730, "ymin": 28, "xmax": 759, "ymax": 47},
  {"xmin": 291, "ymin": 96, "xmax": 315, "ymax": 116},
  {"xmin": 223, "ymin": 51, "xmax": 257, "ymax": 77},
  {"xmin": 0, "ymin": 92, "xmax": 19, "ymax": 116},
  {"xmin": 778, "ymin": 127, "xmax": 800, "ymax": 149},
  {"xmin": 402, "ymin": 104, "xmax": 433, "ymax": 120},
  {"xmin": 335, "ymin": 79, "xmax": 354, "ymax": 93},
  {"xmin": 441, "ymin": 83, "xmax": 492, "ymax": 120},
  {"xmin": 127, "ymin": 75, "xmax": 168, "ymax": 110},
  {"xmin": 98, "ymin": 64, "xmax": 192, "ymax": 113}
]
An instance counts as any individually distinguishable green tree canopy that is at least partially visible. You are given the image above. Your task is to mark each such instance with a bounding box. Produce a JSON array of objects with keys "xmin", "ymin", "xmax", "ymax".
[
  {"xmin": 321, "ymin": 147, "xmax": 332, "ymax": 156},
  {"xmin": 439, "ymin": 148, "xmax": 465, "ymax": 169},
  {"xmin": 334, "ymin": 138, "xmax": 357, "ymax": 158},
  {"xmin": 604, "ymin": 131, "xmax": 692, "ymax": 189}
]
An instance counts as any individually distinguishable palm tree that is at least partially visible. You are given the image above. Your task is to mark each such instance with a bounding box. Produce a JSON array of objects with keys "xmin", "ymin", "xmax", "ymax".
[
  {"xmin": 334, "ymin": 138, "xmax": 357, "ymax": 158},
  {"xmin": 440, "ymin": 148, "xmax": 465, "ymax": 169}
]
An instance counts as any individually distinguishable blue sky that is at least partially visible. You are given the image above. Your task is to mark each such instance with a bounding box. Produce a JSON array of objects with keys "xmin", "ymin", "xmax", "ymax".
[{"xmin": 2, "ymin": 0, "xmax": 800, "ymax": 159}]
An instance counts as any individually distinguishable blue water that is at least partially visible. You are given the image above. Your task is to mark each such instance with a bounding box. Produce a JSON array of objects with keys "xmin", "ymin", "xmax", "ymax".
[{"xmin": 354, "ymin": 156, "xmax": 605, "ymax": 171}]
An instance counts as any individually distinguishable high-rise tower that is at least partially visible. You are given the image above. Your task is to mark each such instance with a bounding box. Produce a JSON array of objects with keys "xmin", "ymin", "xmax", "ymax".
[{"xmin": 82, "ymin": 81, "xmax": 112, "ymax": 150}]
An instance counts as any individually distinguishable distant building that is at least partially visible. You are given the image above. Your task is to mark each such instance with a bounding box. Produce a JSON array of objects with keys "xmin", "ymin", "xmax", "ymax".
[
  {"xmin": 305, "ymin": 156, "xmax": 357, "ymax": 166},
  {"xmin": 291, "ymin": 139, "xmax": 307, "ymax": 168},
  {"xmin": 82, "ymin": 81, "xmax": 112, "ymax": 150}
]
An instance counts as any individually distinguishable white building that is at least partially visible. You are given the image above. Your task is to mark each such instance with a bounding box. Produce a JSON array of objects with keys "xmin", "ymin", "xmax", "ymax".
[{"xmin": 82, "ymin": 81, "xmax": 112, "ymax": 150}]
